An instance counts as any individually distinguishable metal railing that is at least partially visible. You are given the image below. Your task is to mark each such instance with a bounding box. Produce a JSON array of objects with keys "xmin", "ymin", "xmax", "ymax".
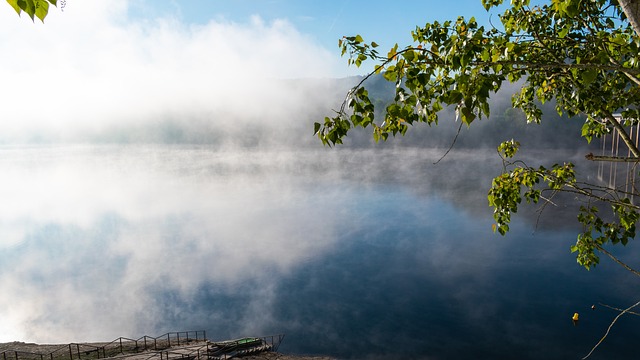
[
  {"xmin": 1, "ymin": 332, "xmax": 284, "ymax": 360},
  {"xmin": 259, "ymin": 334, "xmax": 284, "ymax": 352},
  {"xmin": 1, "ymin": 331, "xmax": 207, "ymax": 360}
]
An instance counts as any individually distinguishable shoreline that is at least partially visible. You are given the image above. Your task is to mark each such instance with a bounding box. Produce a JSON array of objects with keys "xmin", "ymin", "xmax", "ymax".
[{"xmin": 0, "ymin": 341, "xmax": 335, "ymax": 360}]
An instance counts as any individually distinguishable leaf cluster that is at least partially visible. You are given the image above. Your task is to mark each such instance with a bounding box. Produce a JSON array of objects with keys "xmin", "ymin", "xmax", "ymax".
[
  {"xmin": 6, "ymin": 0, "xmax": 57, "ymax": 22},
  {"xmin": 317, "ymin": 0, "xmax": 640, "ymax": 269},
  {"xmin": 316, "ymin": 0, "xmax": 640, "ymax": 145},
  {"xmin": 573, "ymin": 203, "xmax": 639, "ymax": 269},
  {"xmin": 488, "ymin": 141, "xmax": 576, "ymax": 236}
]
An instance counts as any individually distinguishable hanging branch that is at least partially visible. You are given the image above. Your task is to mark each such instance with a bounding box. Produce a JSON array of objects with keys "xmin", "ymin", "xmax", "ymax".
[
  {"xmin": 603, "ymin": 111, "xmax": 640, "ymax": 158},
  {"xmin": 582, "ymin": 298, "xmax": 640, "ymax": 359},
  {"xmin": 585, "ymin": 153, "xmax": 640, "ymax": 162},
  {"xmin": 597, "ymin": 245, "xmax": 640, "ymax": 278}
]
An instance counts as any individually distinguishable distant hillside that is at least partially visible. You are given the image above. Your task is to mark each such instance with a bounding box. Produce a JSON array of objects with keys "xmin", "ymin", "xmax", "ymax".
[
  {"xmin": 321, "ymin": 74, "xmax": 591, "ymax": 152},
  {"xmin": 4, "ymin": 74, "xmax": 593, "ymax": 153}
]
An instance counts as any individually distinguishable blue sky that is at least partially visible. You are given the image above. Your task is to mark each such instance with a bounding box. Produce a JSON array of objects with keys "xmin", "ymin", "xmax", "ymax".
[{"xmin": 129, "ymin": 0, "xmax": 496, "ymax": 52}]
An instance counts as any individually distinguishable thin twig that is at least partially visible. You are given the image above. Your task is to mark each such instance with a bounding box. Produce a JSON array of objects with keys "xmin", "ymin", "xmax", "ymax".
[
  {"xmin": 582, "ymin": 298, "xmax": 640, "ymax": 359},
  {"xmin": 598, "ymin": 302, "xmax": 640, "ymax": 316},
  {"xmin": 531, "ymin": 191, "xmax": 560, "ymax": 233},
  {"xmin": 433, "ymin": 122, "xmax": 463, "ymax": 165},
  {"xmin": 597, "ymin": 245, "xmax": 640, "ymax": 278}
]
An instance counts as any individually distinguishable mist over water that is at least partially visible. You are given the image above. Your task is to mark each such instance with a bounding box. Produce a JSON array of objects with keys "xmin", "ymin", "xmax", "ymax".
[
  {"xmin": 0, "ymin": 144, "xmax": 638, "ymax": 360},
  {"xmin": 3, "ymin": 2, "xmax": 639, "ymax": 359}
]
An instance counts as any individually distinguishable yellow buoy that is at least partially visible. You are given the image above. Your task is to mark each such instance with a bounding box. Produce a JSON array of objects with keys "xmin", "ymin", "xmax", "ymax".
[{"xmin": 572, "ymin": 313, "xmax": 579, "ymax": 321}]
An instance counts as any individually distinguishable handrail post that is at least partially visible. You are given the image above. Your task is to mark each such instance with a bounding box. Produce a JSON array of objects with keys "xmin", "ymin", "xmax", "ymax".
[{"xmin": 68, "ymin": 345, "xmax": 73, "ymax": 360}]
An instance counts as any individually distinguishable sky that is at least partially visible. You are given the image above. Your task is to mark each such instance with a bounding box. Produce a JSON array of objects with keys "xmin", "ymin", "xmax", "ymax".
[
  {"xmin": 0, "ymin": 0, "xmax": 505, "ymax": 143},
  {"xmin": 127, "ymin": 0, "xmax": 497, "ymax": 53}
]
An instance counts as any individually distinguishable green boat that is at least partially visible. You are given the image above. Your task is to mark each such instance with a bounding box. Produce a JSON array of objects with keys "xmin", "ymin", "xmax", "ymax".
[{"xmin": 208, "ymin": 337, "xmax": 271, "ymax": 358}]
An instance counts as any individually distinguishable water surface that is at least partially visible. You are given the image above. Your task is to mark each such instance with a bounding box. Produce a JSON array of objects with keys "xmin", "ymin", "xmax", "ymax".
[{"xmin": 0, "ymin": 144, "xmax": 637, "ymax": 360}]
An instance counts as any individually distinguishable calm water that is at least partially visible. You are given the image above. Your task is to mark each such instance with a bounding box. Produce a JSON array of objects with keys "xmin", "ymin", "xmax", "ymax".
[{"xmin": 0, "ymin": 144, "xmax": 638, "ymax": 360}]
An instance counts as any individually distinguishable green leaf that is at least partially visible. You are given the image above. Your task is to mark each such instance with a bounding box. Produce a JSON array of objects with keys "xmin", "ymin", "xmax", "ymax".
[
  {"xmin": 7, "ymin": 0, "xmax": 54, "ymax": 21},
  {"xmin": 481, "ymin": 0, "xmax": 504, "ymax": 11},
  {"xmin": 565, "ymin": 0, "xmax": 580, "ymax": 17},
  {"xmin": 461, "ymin": 107, "xmax": 476, "ymax": 124},
  {"xmin": 34, "ymin": 0, "xmax": 49, "ymax": 22},
  {"xmin": 6, "ymin": 0, "xmax": 21, "ymax": 14},
  {"xmin": 498, "ymin": 139, "xmax": 520, "ymax": 158},
  {"xmin": 481, "ymin": 49, "xmax": 490, "ymax": 62},
  {"xmin": 403, "ymin": 50, "xmax": 415, "ymax": 62},
  {"xmin": 387, "ymin": 43, "xmax": 398, "ymax": 59},
  {"xmin": 447, "ymin": 90, "xmax": 463, "ymax": 104},
  {"xmin": 558, "ymin": 26, "xmax": 570, "ymax": 39},
  {"xmin": 581, "ymin": 69, "xmax": 598, "ymax": 85},
  {"xmin": 20, "ymin": 0, "xmax": 36, "ymax": 20}
]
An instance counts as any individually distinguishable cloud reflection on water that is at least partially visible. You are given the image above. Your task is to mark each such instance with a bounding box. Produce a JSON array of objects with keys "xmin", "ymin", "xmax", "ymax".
[
  {"xmin": 0, "ymin": 145, "xmax": 348, "ymax": 341},
  {"xmin": 0, "ymin": 145, "xmax": 638, "ymax": 360}
]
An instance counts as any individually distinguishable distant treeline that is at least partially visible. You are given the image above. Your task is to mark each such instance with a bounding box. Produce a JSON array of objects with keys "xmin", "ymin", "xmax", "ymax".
[
  {"xmin": 13, "ymin": 75, "xmax": 591, "ymax": 151},
  {"xmin": 335, "ymin": 74, "xmax": 590, "ymax": 151}
]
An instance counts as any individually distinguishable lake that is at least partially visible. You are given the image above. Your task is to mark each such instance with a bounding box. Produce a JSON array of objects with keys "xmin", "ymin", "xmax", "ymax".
[{"xmin": 0, "ymin": 144, "xmax": 638, "ymax": 360}]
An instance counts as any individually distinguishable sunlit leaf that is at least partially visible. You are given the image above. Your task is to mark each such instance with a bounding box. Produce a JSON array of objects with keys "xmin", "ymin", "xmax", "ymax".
[
  {"xmin": 581, "ymin": 69, "xmax": 598, "ymax": 86},
  {"xmin": 34, "ymin": 0, "xmax": 49, "ymax": 22},
  {"xmin": 6, "ymin": 0, "xmax": 21, "ymax": 14}
]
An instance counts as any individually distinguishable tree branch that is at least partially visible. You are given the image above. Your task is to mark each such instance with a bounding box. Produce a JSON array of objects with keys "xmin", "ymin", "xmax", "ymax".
[
  {"xmin": 585, "ymin": 153, "xmax": 640, "ymax": 162},
  {"xmin": 598, "ymin": 302, "xmax": 640, "ymax": 316},
  {"xmin": 619, "ymin": 0, "xmax": 640, "ymax": 38},
  {"xmin": 602, "ymin": 111, "xmax": 640, "ymax": 157},
  {"xmin": 597, "ymin": 245, "xmax": 640, "ymax": 278},
  {"xmin": 472, "ymin": 59, "xmax": 640, "ymax": 76},
  {"xmin": 582, "ymin": 298, "xmax": 640, "ymax": 359},
  {"xmin": 540, "ymin": 179, "xmax": 640, "ymax": 209}
]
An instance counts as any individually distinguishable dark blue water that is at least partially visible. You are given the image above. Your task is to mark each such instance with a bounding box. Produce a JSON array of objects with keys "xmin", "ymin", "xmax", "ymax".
[
  {"xmin": 192, "ymin": 190, "xmax": 639, "ymax": 359},
  {"xmin": 0, "ymin": 145, "xmax": 638, "ymax": 359}
]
